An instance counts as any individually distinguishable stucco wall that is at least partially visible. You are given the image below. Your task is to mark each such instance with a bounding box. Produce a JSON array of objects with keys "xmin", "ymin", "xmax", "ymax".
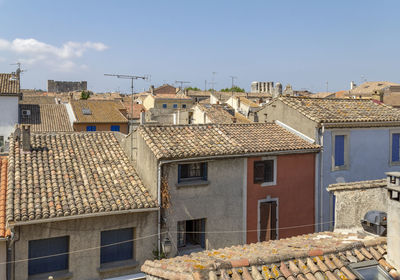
[
  {"xmin": 0, "ymin": 96, "xmax": 19, "ymax": 146},
  {"xmin": 246, "ymin": 154, "xmax": 315, "ymax": 243},
  {"xmin": 0, "ymin": 241, "xmax": 5, "ymax": 280},
  {"xmin": 330, "ymin": 186, "xmax": 387, "ymax": 230},
  {"xmin": 73, "ymin": 123, "xmax": 129, "ymax": 134},
  {"xmin": 321, "ymin": 127, "xmax": 400, "ymax": 230},
  {"xmin": 191, "ymin": 106, "xmax": 208, "ymax": 124},
  {"xmin": 163, "ymin": 158, "xmax": 245, "ymax": 256},
  {"xmin": 262, "ymin": 100, "xmax": 317, "ymax": 139},
  {"xmin": 13, "ymin": 212, "xmax": 157, "ymax": 280},
  {"xmin": 387, "ymin": 193, "xmax": 400, "ymax": 270}
]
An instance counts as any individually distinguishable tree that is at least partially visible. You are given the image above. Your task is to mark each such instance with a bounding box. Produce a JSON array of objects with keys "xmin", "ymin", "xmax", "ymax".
[
  {"xmin": 81, "ymin": 90, "xmax": 91, "ymax": 100},
  {"xmin": 185, "ymin": 87, "xmax": 201, "ymax": 91},
  {"xmin": 220, "ymin": 86, "xmax": 245, "ymax": 93}
]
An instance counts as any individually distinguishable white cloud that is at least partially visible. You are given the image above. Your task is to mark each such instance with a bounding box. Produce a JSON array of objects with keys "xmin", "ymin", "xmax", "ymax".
[{"xmin": 0, "ymin": 37, "xmax": 108, "ymax": 72}]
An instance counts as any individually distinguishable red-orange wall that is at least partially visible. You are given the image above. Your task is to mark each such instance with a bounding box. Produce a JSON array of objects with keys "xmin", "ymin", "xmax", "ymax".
[{"xmin": 246, "ymin": 153, "xmax": 315, "ymax": 244}]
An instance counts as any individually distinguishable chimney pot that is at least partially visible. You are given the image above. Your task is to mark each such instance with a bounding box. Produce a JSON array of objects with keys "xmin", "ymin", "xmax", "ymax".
[{"xmin": 22, "ymin": 125, "xmax": 31, "ymax": 152}]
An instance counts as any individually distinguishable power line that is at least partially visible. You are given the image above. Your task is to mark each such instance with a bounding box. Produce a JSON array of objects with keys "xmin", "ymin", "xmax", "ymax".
[{"xmin": 1, "ymin": 221, "xmax": 335, "ymax": 265}]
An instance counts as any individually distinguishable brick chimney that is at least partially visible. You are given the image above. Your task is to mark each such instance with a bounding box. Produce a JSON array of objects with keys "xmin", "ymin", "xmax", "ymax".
[
  {"xmin": 150, "ymin": 85, "xmax": 155, "ymax": 95},
  {"xmin": 21, "ymin": 125, "xmax": 31, "ymax": 152},
  {"xmin": 385, "ymin": 172, "xmax": 400, "ymax": 270},
  {"xmin": 140, "ymin": 109, "xmax": 146, "ymax": 125}
]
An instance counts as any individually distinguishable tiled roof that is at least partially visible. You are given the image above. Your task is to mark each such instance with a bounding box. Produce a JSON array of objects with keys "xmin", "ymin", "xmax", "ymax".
[
  {"xmin": 312, "ymin": 92, "xmax": 336, "ymax": 98},
  {"xmin": 138, "ymin": 123, "xmax": 319, "ymax": 160},
  {"xmin": 71, "ymin": 100, "xmax": 128, "ymax": 123},
  {"xmin": 350, "ymin": 81, "xmax": 400, "ymax": 95},
  {"xmin": 6, "ymin": 132, "xmax": 157, "ymax": 223},
  {"xmin": 0, "ymin": 157, "xmax": 7, "ymax": 238},
  {"xmin": 142, "ymin": 232, "xmax": 397, "ymax": 280},
  {"xmin": 19, "ymin": 104, "xmax": 73, "ymax": 132},
  {"xmin": 327, "ymin": 179, "xmax": 386, "ymax": 192},
  {"xmin": 20, "ymin": 95, "xmax": 56, "ymax": 104},
  {"xmin": 0, "ymin": 73, "xmax": 20, "ymax": 95},
  {"xmin": 153, "ymin": 94, "xmax": 192, "ymax": 100},
  {"xmin": 154, "ymin": 84, "xmax": 178, "ymax": 95},
  {"xmin": 122, "ymin": 102, "xmax": 145, "ymax": 119},
  {"xmin": 277, "ymin": 96, "xmax": 400, "ymax": 124},
  {"xmin": 238, "ymin": 97, "xmax": 259, "ymax": 108},
  {"xmin": 197, "ymin": 104, "xmax": 250, "ymax": 124}
]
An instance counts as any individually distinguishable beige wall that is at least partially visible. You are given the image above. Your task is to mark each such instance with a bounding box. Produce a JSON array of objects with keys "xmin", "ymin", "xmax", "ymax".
[
  {"xmin": 142, "ymin": 96, "xmax": 155, "ymax": 110},
  {"xmin": 73, "ymin": 123, "xmax": 129, "ymax": 134},
  {"xmin": 13, "ymin": 212, "xmax": 157, "ymax": 280},
  {"xmin": 143, "ymin": 95, "xmax": 193, "ymax": 110},
  {"xmin": 261, "ymin": 100, "xmax": 317, "ymax": 139},
  {"xmin": 0, "ymin": 241, "xmax": 5, "ymax": 280}
]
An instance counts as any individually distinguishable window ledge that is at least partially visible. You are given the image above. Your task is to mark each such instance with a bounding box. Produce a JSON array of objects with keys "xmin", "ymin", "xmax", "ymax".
[
  {"xmin": 176, "ymin": 180, "xmax": 210, "ymax": 188},
  {"xmin": 98, "ymin": 259, "xmax": 139, "ymax": 274},
  {"xmin": 260, "ymin": 181, "xmax": 276, "ymax": 187},
  {"xmin": 390, "ymin": 161, "xmax": 400, "ymax": 166},
  {"xmin": 28, "ymin": 270, "xmax": 72, "ymax": 280},
  {"xmin": 332, "ymin": 165, "xmax": 349, "ymax": 172}
]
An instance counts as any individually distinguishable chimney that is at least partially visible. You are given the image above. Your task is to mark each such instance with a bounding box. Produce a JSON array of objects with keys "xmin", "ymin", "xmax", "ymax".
[
  {"xmin": 22, "ymin": 125, "xmax": 31, "ymax": 152},
  {"xmin": 232, "ymin": 117, "xmax": 237, "ymax": 123},
  {"xmin": 385, "ymin": 172, "xmax": 400, "ymax": 270},
  {"xmin": 350, "ymin": 81, "xmax": 357, "ymax": 90},
  {"xmin": 140, "ymin": 109, "xmax": 145, "ymax": 125},
  {"xmin": 150, "ymin": 85, "xmax": 155, "ymax": 95}
]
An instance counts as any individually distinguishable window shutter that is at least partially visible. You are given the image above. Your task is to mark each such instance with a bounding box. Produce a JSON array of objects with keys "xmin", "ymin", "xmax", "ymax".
[
  {"xmin": 100, "ymin": 228, "xmax": 133, "ymax": 264},
  {"xmin": 393, "ymin": 134, "xmax": 400, "ymax": 162},
  {"xmin": 200, "ymin": 219, "xmax": 206, "ymax": 249},
  {"xmin": 202, "ymin": 163, "xmax": 208, "ymax": 180},
  {"xmin": 334, "ymin": 135, "xmax": 345, "ymax": 166}
]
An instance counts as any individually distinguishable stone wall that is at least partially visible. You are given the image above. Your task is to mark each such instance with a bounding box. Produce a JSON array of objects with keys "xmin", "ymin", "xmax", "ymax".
[{"xmin": 48, "ymin": 80, "xmax": 87, "ymax": 93}]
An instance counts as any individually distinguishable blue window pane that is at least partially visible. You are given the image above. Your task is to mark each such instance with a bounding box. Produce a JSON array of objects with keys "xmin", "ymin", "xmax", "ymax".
[
  {"xmin": 335, "ymin": 135, "xmax": 345, "ymax": 166},
  {"xmin": 101, "ymin": 228, "xmax": 133, "ymax": 264},
  {"xmin": 173, "ymin": 104, "xmax": 178, "ymax": 108},
  {"xmin": 28, "ymin": 236, "xmax": 69, "ymax": 275},
  {"xmin": 182, "ymin": 104, "xmax": 187, "ymax": 108},
  {"xmin": 393, "ymin": 134, "xmax": 400, "ymax": 162},
  {"xmin": 86, "ymin": 126, "xmax": 96, "ymax": 131},
  {"xmin": 111, "ymin": 125, "xmax": 120, "ymax": 132},
  {"xmin": 162, "ymin": 104, "xmax": 167, "ymax": 108}
]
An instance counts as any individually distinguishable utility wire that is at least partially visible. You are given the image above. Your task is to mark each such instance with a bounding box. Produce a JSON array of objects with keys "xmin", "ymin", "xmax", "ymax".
[{"xmin": 1, "ymin": 220, "xmax": 334, "ymax": 265}]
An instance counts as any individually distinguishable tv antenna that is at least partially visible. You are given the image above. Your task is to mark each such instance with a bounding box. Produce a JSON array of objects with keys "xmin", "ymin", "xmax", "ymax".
[
  {"xmin": 104, "ymin": 73, "xmax": 148, "ymax": 95},
  {"xmin": 10, "ymin": 62, "xmax": 26, "ymax": 80},
  {"xmin": 175, "ymin": 80, "xmax": 191, "ymax": 90}
]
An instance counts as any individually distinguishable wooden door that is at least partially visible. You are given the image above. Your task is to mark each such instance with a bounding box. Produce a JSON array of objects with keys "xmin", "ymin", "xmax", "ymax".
[{"xmin": 259, "ymin": 201, "xmax": 277, "ymax": 241}]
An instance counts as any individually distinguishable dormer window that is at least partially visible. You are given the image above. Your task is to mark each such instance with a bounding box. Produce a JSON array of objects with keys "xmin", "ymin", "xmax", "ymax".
[{"xmin": 82, "ymin": 108, "xmax": 92, "ymax": 115}]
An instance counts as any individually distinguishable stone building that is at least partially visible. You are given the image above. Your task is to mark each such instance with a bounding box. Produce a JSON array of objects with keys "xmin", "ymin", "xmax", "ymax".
[{"xmin": 47, "ymin": 80, "xmax": 87, "ymax": 93}]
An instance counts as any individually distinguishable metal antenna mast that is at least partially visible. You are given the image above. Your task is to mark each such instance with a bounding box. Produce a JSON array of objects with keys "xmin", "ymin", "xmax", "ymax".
[
  {"xmin": 175, "ymin": 80, "xmax": 191, "ymax": 90},
  {"xmin": 229, "ymin": 76, "xmax": 237, "ymax": 105}
]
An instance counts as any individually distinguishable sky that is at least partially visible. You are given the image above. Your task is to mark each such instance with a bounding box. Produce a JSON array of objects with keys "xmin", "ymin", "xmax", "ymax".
[{"xmin": 0, "ymin": 0, "xmax": 399, "ymax": 93}]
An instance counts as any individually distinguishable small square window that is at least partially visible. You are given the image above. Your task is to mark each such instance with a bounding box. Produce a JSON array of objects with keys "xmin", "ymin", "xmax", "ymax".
[
  {"xmin": 162, "ymin": 104, "xmax": 167, "ymax": 109},
  {"xmin": 173, "ymin": 104, "xmax": 178, "ymax": 109},
  {"xmin": 254, "ymin": 160, "xmax": 275, "ymax": 184},
  {"xmin": 111, "ymin": 125, "xmax": 120, "ymax": 132},
  {"xmin": 349, "ymin": 260, "xmax": 394, "ymax": 280},
  {"xmin": 101, "ymin": 228, "xmax": 133, "ymax": 264},
  {"xmin": 182, "ymin": 104, "xmax": 187, "ymax": 108},
  {"xmin": 178, "ymin": 162, "xmax": 207, "ymax": 183},
  {"xmin": 86, "ymin": 126, "xmax": 96, "ymax": 131}
]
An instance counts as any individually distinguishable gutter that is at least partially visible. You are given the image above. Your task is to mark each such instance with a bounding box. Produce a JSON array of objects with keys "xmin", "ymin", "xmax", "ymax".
[
  {"xmin": 319, "ymin": 125, "xmax": 325, "ymax": 231},
  {"xmin": 320, "ymin": 121, "xmax": 400, "ymax": 128},
  {"xmin": 158, "ymin": 148, "xmax": 320, "ymax": 165},
  {"xmin": 157, "ymin": 163, "xmax": 162, "ymax": 255},
  {"xmin": 9, "ymin": 207, "xmax": 158, "ymax": 227}
]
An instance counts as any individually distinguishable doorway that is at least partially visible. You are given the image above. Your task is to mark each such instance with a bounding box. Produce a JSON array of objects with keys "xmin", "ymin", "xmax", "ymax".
[{"xmin": 259, "ymin": 200, "xmax": 278, "ymax": 241}]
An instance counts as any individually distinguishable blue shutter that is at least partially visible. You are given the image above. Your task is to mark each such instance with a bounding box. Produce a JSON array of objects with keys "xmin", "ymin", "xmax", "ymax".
[
  {"xmin": 178, "ymin": 165, "xmax": 182, "ymax": 183},
  {"xmin": 111, "ymin": 125, "xmax": 120, "ymax": 132},
  {"xmin": 334, "ymin": 135, "xmax": 345, "ymax": 166},
  {"xmin": 101, "ymin": 228, "xmax": 133, "ymax": 264},
  {"xmin": 200, "ymin": 219, "xmax": 206, "ymax": 249},
  {"xmin": 393, "ymin": 134, "xmax": 400, "ymax": 162},
  {"xmin": 28, "ymin": 236, "xmax": 69, "ymax": 275},
  {"xmin": 202, "ymin": 163, "xmax": 208, "ymax": 181}
]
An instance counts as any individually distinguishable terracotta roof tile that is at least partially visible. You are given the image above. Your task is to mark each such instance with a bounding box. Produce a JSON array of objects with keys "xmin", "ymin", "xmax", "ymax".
[
  {"xmin": 276, "ymin": 96, "xmax": 400, "ymax": 124},
  {"xmin": 0, "ymin": 73, "xmax": 19, "ymax": 95},
  {"xmin": 19, "ymin": 104, "xmax": 73, "ymax": 132},
  {"xmin": 0, "ymin": 157, "xmax": 7, "ymax": 237},
  {"xmin": 71, "ymin": 100, "xmax": 128, "ymax": 123},
  {"xmin": 197, "ymin": 104, "xmax": 251, "ymax": 124},
  {"xmin": 6, "ymin": 132, "xmax": 157, "ymax": 223},
  {"xmin": 20, "ymin": 95, "xmax": 56, "ymax": 104},
  {"xmin": 122, "ymin": 102, "xmax": 145, "ymax": 119},
  {"xmin": 138, "ymin": 123, "xmax": 320, "ymax": 160},
  {"xmin": 141, "ymin": 232, "xmax": 393, "ymax": 280}
]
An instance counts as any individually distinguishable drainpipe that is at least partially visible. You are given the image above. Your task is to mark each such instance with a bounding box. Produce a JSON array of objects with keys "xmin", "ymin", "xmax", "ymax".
[
  {"xmin": 319, "ymin": 125, "xmax": 325, "ymax": 232},
  {"xmin": 157, "ymin": 163, "xmax": 162, "ymax": 255}
]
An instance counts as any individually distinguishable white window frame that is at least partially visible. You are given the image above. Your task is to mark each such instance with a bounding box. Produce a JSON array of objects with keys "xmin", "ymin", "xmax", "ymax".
[
  {"xmin": 331, "ymin": 131, "xmax": 350, "ymax": 171},
  {"xmin": 254, "ymin": 156, "xmax": 277, "ymax": 187},
  {"xmin": 389, "ymin": 129, "xmax": 400, "ymax": 166}
]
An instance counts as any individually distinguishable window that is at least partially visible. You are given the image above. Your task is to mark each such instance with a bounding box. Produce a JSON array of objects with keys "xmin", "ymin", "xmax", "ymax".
[
  {"xmin": 391, "ymin": 132, "xmax": 400, "ymax": 164},
  {"xmin": 86, "ymin": 125, "xmax": 96, "ymax": 131},
  {"xmin": 28, "ymin": 236, "xmax": 69, "ymax": 275},
  {"xmin": 162, "ymin": 104, "xmax": 167, "ymax": 109},
  {"xmin": 111, "ymin": 125, "xmax": 120, "ymax": 132},
  {"xmin": 22, "ymin": 109, "xmax": 31, "ymax": 116},
  {"xmin": 254, "ymin": 158, "xmax": 276, "ymax": 185},
  {"xmin": 173, "ymin": 104, "xmax": 178, "ymax": 109},
  {"xmin": 178, "ymin": 162, "xmax": 207, "ymax": 183},
  {"xmin": 349, "ymin": 260, "xmax": 394, "ymax": 280},
  {"xmin": 182, "ymin": 104, "xmax": 187, "ymax": 109},
  {"xmin": 101, "ymin": 228, "xmax": 133, "ymax": 264},
  {"xmin": 177, "ymin": 219, "xmax": 206, "ymax": 249},
  {"xmin": 332, "ymin": 132, "xmax": 349, "ymax": 170}
]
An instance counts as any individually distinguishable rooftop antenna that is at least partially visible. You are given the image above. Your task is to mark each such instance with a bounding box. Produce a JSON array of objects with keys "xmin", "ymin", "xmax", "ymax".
[
  {"xmin": 175, "ymin": 80, "xmax": 191, "ymax": 90},
  {"xmin": 104, "ymin": 73, "xmax": 149, "ymax": 159},
  {"xmin": 10, "ymin": 62, "xmax": 26, "ymax": 80},
  {"xmin": 230, "ymin": 76, "xmax": 237, "ymax": 106},
  {"xmin": 326, "ymin": 81, "xmax": 329, "ymax": 92},
  {"xmin": 211, "ymin": 72, "xmax": 217, "ymax": 92}
]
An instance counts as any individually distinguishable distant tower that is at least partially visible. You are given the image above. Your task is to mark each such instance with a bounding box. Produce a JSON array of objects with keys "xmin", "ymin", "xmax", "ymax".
[
  {"xmin": 272, "ymin": 82, "xmax": 283, "ymax": 98},
  {"xmin": 251, "ymin": 81, "xmax": 259, "ymax": 93},
  {"xmin": 350, "ymin": 81, "xmax": 357, "ymax": 90}
]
